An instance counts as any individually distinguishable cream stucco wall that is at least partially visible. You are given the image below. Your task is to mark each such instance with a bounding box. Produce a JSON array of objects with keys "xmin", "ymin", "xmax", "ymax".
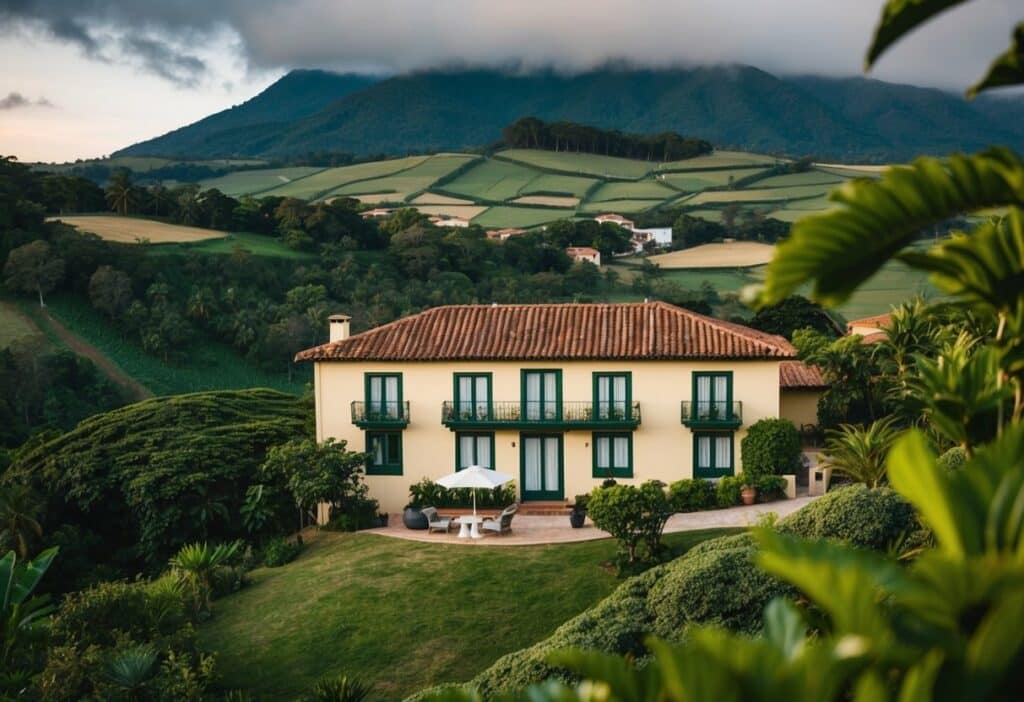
[
  {"xmin": 780, "ymin": 389, "xmax": 822, "ymax": 430},
  {"xmin": 315, "ymin": 359, "xmax": 783, "ymax": 513}
]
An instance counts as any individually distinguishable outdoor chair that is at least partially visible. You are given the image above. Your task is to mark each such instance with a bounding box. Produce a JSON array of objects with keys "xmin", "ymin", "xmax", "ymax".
[
  {"xmin": 481, "ymin": 504, "xmax": 518, "ymax": 535},
  {"xmin": 421, "ymin": 507, "xmax": 453, "ymax": 533}
]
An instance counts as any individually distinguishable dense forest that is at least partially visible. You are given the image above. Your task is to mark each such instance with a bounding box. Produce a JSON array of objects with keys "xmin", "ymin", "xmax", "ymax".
[{"xmin": 501, "ymin": 117, "xmax": 712, "ymax": 161}]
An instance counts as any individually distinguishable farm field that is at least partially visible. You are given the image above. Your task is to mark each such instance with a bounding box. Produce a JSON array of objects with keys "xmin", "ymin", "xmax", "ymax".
[
  {"xmin": 755, "ymin": 170, "xmax": 847, "ymax": 187},
  {"xmin": 0, "ymin": 300, "xmax": 40, "ymax": 348},
  {"xmin": 589, "ymin": 180, "xmax": 677, "ymax": 201},
  {"xmin": 471, "ymin": 206, "xmax": 572, "ymax": 229},
  {"xmin": 648, "ymin": 242, "xmax": 776, "ymax": 268},
  {"xmin": 261, "ymin": 156, "xmax": 432, "ymax": 200},
  {"xmin": 513, "ymin": 195, "xmax": 579, "ymax": 207},
  {"xmin": 410, "ymin": 192, "xmax": 477, "ymax": 206},
  {"xmin": 578, "ymin": 198, "xmax": 665, "ymax": 213},
  {"xmin": 53, "ymin": 215, "xmax": 227, "ymax": 244},
  {"xmin": 150, "ymin": 231, "xmax": 314, "ymax": 259},
  {"xmin": 413, "ymin": 204, "xmax": 488, "ymax": 219},
  {"xmin": 45, "ymin": 294, "xmax": 306, "ymax": 396},
  {"xmin": 497, "ymin": 149, "xmax": 654, "ymax": 179},
  {"xmin": 686, "ymin": 185, "xmax": 830, "ymax": 205},
  {"xmin": 659, "ymin": 150, "xmax": 779, "ymax": 170},
  {"xmin": 200, "ymin": 527, "xmax": 734, "ymax": 701},
  {"xmin": 330, "ymin": 154, "xmax": 478, "ymax": 201},
  {"xmin": 660, "ymin": 168, "xmax": 770, "ymax": 189},
  {"xmin": 199, "ymin": 167, "xmax": 324, "ymax": 197},
  {"xmin": 520, "ymin": 173, "xmax": 599, "ymax": 198},
  {"xmin": 443, "ymin": 158, "xmax": 543, "ymax": 201}
]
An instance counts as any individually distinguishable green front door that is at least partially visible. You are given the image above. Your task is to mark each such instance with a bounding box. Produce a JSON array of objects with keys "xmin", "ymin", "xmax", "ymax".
[{"xmin": 520, "ymin": 433, "xmax": 564, "ymax": 500}]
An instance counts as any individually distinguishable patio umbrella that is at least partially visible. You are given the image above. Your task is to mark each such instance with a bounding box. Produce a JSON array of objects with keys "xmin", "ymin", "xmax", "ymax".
[{"xmin": 435, "ymin": 465, "xmax": 514, "ymax": 518}]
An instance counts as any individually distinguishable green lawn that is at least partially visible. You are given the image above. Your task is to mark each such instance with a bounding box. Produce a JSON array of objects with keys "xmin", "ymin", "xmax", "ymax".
[
  {"xmin": 200, "ymin": 528, "xmax": 736, "ymax": 701},
  {"xmin": 44, "ymin": 294, "xmax": 307, "ymax": 396}
]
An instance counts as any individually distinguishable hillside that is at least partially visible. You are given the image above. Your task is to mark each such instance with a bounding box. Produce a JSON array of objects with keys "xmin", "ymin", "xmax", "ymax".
[{"xmin": 116, "ymin": 66, "xmax": 1024, "ymax": 162}]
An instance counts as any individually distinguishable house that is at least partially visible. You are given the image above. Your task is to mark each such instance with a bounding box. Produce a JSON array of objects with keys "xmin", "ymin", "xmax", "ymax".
[
  {"xmin": 486, "ymin": 228, "xmax": 528, "ymax": 241},
  {"xmin": 295, "ymin": 302, "xmax": 798, "ymax": 513},
  {"xmin": 847, "ymin": 313, "xmax": 891, "ymax": 343},
  {"xmin": 566, "ymin": 246, "xmax": 601, "ymax": 266},
  {"xmin": 779, "ymin": 360, "xmax": 828, "ymax": 432},
  {"xmin": 360, "ymin": 208, "xmax": 393, "ymax": 219},
  {"xmin": 434, "ymin": 216, "xmax": 471, "ymax": 228},
  {"xmin": 594, "ymin": 213, "xmax": 635, "ymax": 229},
  {"xmin": 594, "ymin": 213, "xmax": 672, "ymax": 252}
]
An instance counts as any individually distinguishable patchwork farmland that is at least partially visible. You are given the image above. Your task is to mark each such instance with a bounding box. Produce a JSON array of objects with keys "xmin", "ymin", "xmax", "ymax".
[{"xmin": 199, "ymin": 148, "xmax": 879, "ymax": 229}]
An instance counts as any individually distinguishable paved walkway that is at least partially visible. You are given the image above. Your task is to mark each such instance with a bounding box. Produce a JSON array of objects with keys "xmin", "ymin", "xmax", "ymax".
[{"xmin": 364, "ymin": 494, "xmax": 818, "ymax": 547}]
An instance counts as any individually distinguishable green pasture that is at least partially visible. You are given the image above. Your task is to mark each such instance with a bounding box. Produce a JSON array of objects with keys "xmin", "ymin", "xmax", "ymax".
[
  {"xmin": 200, "ymin": 528, "xmax": 733, "ymax": 701},
  {"xmin": 756, "ymin": 170, "xmax": 847, "ymax": 188},
  {"xmin": 578, "ymin": 199, "xmax": 662, "ymax": 213},
  {"xmin": 331, "ymin": 154, "xmax": 478, "ymax": 200},
  {"xmin": 471, "ymin": 206, "xmax": 573, "ymax": 228},
  {"xmin": 44, "ymin": 294, "xmax": 306, "ymax": 396},
  {"xmin": 497, "ymin": 149, "xmax": 654, "ymax": 179},
  {"xmin": 518, "ymin": 173, "xmax": 600, "ymax": 198},
  {"xmin": 660, "ymin": 168, "xmax": 769, "ymax": 189},
  {"xmin": 199, "ymin": 167, "xmax": 325, "ymax": 197},
  {"xmin": 261, "ymin": 156, "xmax": 430, "ymax": 200},
  {"xmin": 815, "ymin": 165, "xmax": 886, "ymax": 179},
  {"xmin": 687, "ymin": 185, "xmax": 830, "ymax": 205},
  {"xmin": 443, "ymin": 159, "xmax": 542, "ymax": 201},
  {"xmin": 588, "ymin": 180, "xmax": 677, "ymax": 201},
  {"xmin": 659, "ymin": 150, "xmax": 779, "ymax": 171},
  {"xmin": 147, "ymin": 231, "xmax": 313, "ymax": 259}
]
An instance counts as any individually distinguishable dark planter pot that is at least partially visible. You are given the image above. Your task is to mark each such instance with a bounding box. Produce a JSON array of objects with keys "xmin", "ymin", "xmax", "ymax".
[
  {"xmin": 569, "ymin": 510, "xmax": 586, "ymax": 528},
  {"xmin": 377, "ymin": 514, "xmax": 389, "ymax": 528},
  {"xmin": 403, "ymin": 507, "xmax": 428, "ymax": 530}
]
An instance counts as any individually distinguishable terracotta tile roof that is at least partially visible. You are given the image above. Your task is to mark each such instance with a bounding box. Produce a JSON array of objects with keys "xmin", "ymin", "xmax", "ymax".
[
  {"xmin": 779, "ymin": 361, "xmax": 828, "ymax": 389},
  {"xmin": 859, "ymin": 331, "xmax": 888, "ymax": 345},
  {"xmin": 295, "ymin": 302, "xmax": 796, "ymax": 362},
  {"xmin": 566, "ymin": 246, "xmax": 599, "ymax": 255},
  {"xmin": 846, "ymin": 313, "xmax": 892, "ymax": 331}
]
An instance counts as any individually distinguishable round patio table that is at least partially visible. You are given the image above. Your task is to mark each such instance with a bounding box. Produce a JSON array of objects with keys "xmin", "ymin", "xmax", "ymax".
[{"xmin": 456, "ymin": 515, "xmax": 485, "ymax": 539}]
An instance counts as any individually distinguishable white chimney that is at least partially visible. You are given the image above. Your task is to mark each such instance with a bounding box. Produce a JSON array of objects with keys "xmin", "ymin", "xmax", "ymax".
[{"xmin": 328, "ymin": 314, "xmax": 351, "ymax": 343}]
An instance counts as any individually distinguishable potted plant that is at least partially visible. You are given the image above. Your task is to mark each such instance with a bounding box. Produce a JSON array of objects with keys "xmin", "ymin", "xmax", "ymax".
[
  {"xmin": 377, "ymin": 512, "xmax": 389, "ymax": 527},
  {"xmin": 569, "ymin": 494, "xmax": 589, "ymax": 528},
  {"xmin": 740, "ymin": 483, "xmax": 757, "ymax": 506}
]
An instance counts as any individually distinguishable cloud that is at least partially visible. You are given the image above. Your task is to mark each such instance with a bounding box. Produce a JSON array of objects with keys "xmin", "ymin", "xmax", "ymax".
[
  {"xmin": 0, "ymin": 91, "xmax": 53, "ymax": 109},
  {"xmin": 0, "ymin": 0, "xmax": 1021, "ymax": 90}
]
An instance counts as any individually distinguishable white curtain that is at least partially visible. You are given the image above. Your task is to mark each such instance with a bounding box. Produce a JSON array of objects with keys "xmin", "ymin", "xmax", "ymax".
[
  {"xmin": 543, "ymin": 373, "xmax": 557, "ymax": 418},
  {"xmin": 524, "ymin": 438, "xmax": 541, "ymax": 491},
  {"xmin": 613, "ymin": 376, "xmax": 627, "ymax": 415},
  {"xmin": 597, "ymin": 376, "xmax": 610, "ymax": 418},
  {"xmin": 714, "ymin": 376, "xmax": 728, "ymax": 416},
  {"xmin": 372, "ymin": 435, "xmax": 385, "ymax": 465},
  {"xmin": 597, "ymin": 437, "xmax": 611, "ymax": 468},
  {"xmin": 698, "ymin": 436, "xmax": 712, "ymax": 468},
  {"xmin": 544, "ymin": 437, "xmax": 559, "ymax": 490},
  {"xmin": 526, "ymin": 373, "xmax": 541, "ymax": 419},
  {"xmin": 474, "ymin": 376, "xmax": 489, "ymax": 418},
  {"xmin": 613, "ymin": 436, "xmax": 629, "ymax": 467},
  {"xmin": 370, "ymin": 377, "xmax": 382, "ymax": 408},
  {"xmin": 476, "ymin": 435, "xmax": 492, "ymax": 468},
  {"xmin": 697, "ymin": 375, "xmax": 711, "ymax": 416},
  {"xmin": 458, "ymin": 376, "xmax": 473, "ymax": 415},
  {"xmin": 459, "ymin": 434, "xmax": 475, "ymax": 469},
  {"xmin": 715, "ymin": 436, "xmax": 731, "ymax": 469}
]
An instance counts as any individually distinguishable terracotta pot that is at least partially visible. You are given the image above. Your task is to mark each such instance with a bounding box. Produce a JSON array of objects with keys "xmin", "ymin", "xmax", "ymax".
[{"xmin": 740, "ymin": 487, "xmax": 757, "ymax": 506}]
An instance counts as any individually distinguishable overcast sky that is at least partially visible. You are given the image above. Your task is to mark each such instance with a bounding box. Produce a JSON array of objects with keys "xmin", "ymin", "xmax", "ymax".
[{"xmin": 0, "ymin": 0, "xmax": 1018, "ymax": 162}]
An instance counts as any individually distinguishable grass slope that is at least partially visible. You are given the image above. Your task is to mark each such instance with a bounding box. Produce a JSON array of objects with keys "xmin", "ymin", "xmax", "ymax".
[
  {"xmin": 0, "ymin": 300, "xmax": 40, "ymax": 348},
  {"xmin": 498, "ymin": 149, "xmax": 654, "ymax": 179},
  {"xmin": 200, "ymin": 528, "xmax": 733, "ymax": 701},
  {"xmin": 44, "ymin": 294, "xmax": 306, "ymax": 396},
  {"xmin": 54, "ymin": 216, "xmax": 227, "ymax": 244},
  {"xmin": 149, "ymin": 231, "xmax": 314, "ymax": 259},
  {"xmin": 199, "ymin": 167, "xmax": 326, "ymax": 197}
]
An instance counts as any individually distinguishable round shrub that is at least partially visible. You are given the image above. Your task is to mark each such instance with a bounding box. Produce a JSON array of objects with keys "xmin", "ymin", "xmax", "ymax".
[
  {"xmin": 716, "ymin": 475, "xmax": 742, "ymax": 507},
  {"xmin": 647, "ymin": 541, "xmax": 795, "ymax": 637},
  {"xmin": 262, "ymin": 536, "xmax": 303, "ymax": 567},
  {"xmin": 668, "ymin": 478, "xmax": 716, "ymax": 512},
  {"xmin": 741, "ymin": 418, "xmax": 801, "ymax": 479},
  {"xmin": 778, "ymin": 484, "xmax": 917, "ymax": 550},
  {"xmin": 937, "ymin": 446, "xmax": 967, "ymax": 473}
]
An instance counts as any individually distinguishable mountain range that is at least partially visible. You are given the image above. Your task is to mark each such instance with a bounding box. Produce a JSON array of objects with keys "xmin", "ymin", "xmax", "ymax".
[{"xmin": 115, "ymin": 65, "xmax": 1024, "ymax": 163}]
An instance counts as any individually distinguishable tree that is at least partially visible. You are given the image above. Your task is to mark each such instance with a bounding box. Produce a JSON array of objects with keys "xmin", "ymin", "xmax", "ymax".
[
  {"xmin": 88, "ymin": 265, "xmax": 134, "ymax": 320},
  {"xmin": 747, "ymin": 296, "xmax": 840, "ymax": 339},
  {"xmin": 3, "ymin": 240, "xmax": 65, "ymax": 307},
  {"xmin": 104, "ymin": 170, "xmax": 136, "ymax": 216},
  {"xmin": 0, "ymin": 484, "xmax": 43, "ymax": 559},
  {"xmin": 823, "ymin": 417, "xmax": 901, "ymax": 488}
]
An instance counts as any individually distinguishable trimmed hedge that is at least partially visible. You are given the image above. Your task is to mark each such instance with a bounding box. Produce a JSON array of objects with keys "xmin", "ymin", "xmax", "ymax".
[
  {"xmin": 741, "ymin": 418, "xmax": 801, "ymax": 480},
  {"xmin": 668, "ymin": 479, "xmax": 716, "ymax": 512},
  {"xmin": 777, "ymin": 484, "xmax": 917, "ymax": 550}
]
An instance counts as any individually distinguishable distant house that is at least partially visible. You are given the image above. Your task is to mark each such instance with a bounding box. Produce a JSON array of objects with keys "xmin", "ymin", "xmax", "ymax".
[
  {"xmin": 594, "ymin": 213, "xmax": 672, "ymax": 252},
  {"xmin": 846, "ymin": 313, "xmax": 892, "ymax": 344},
  {"xmin": 434, "ymin": 216, "xmax": 471, "ymax": 228},
  {"xmin": 566, "ymin": 246, "xmax": 601, "ymax": 266},
  {"xmin": 779, "ymin": 360, "xmax": 828, "ymax": 434},
  {"xmin": 486, "ymin": 228, "xmax": 528, "ymax": 241},
  {"xmin": 360, "ymin": 208, "xmax": 393, "ymax": 219}
]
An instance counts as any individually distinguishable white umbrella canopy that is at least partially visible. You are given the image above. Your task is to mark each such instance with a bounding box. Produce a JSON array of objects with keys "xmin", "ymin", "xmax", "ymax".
[{"xmin": 435, "ymin": 465, "xmax": 514, "ymax": 517}]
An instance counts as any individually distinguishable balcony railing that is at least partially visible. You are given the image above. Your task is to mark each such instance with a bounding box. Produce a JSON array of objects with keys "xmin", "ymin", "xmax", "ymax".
[
  {"xmin": 441, "ymin": 401, "xmax": 641, "ymax": 430},
  {"xmin": 351, "ymin": 401, "xmax": 410, "ymax": 429},
  {"xmin": 680, "ymin": 401, "xmax": 742, "ymax": 429}
]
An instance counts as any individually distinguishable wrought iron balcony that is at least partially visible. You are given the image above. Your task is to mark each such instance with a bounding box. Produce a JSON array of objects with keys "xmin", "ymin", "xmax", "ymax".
[
  {"xmin": 441, "ymin": 401, "xmax": 641, "ymax": 430},
  {"xmin": 680, "ymin": 401, "xmax": 742, "ymax": 429},
  {"xmin": 351, "ymin": 401, "xmax": 410, "ymax": 429}
]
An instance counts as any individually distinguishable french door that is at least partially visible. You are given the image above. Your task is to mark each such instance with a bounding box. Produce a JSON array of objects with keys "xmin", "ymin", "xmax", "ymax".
[
  {"xmin": 520, "ymin": 434, "xmax": 564, "ymax": 500},
  {"xmin": 523, "ymin": 370, "xmax": 561, "ymax": 421}
]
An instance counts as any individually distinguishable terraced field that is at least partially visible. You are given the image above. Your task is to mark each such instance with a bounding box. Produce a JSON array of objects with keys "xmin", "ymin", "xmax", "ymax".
[{"xmin": 191, "ymin": 148, "xmax": 888, "ymax": 229}]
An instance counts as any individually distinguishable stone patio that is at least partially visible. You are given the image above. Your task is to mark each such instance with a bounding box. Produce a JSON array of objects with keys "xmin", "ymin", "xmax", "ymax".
[{"xmin": 365, "ymin": 494, "xmax": 819, "ymax": 546}]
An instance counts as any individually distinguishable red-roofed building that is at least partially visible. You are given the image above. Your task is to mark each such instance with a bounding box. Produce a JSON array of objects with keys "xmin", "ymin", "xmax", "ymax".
[
  {"xmin": 486, "ymin": 228, "xmax": 529, "ymax": 241},
  {"xmin": 566, "ymin": 246, "xmax": 601, "ymax": 266},
  {"xmin": 296, "ymin": 302, "xmax": 801, "ymax": 513}
]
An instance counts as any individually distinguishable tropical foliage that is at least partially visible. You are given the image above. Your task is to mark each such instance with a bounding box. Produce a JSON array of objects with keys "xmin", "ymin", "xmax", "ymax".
[{"xmin": 823, "ymin": 417, "xmax": 901, "ymax": 487}]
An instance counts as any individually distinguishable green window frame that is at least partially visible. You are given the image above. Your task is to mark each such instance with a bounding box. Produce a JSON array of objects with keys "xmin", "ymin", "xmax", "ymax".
[
  {"xmin": 521, "ymin": 369, "xmax": 563, "ymax": 421},
  {"xmin": 691, "ymin": 371, "xmax": 733, "ymax": 421},
  {"xmin": 593, "ymin": 372, "xmax": 632, "ymax": 420},
  {"xmin": 592, "ymin": 432, "xmax": 633, "ymax": 478},
  {"xmin": 693, "ymin": 432, "xmax": 734, "ymax": 479},
  {"xmin": 366, "ymin": 431, "xmax": 403, "ymax": 475},
  {"xmin": 453, "ymin": 373, "xmax": 493, "ymax": 420},
  {"xmin": 364, "ymin": 373, "xmax": 403, "ymax": 419},
  {"xmin": 455, "ymin": 432, "xmax": 495, "ymax": 470}
]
